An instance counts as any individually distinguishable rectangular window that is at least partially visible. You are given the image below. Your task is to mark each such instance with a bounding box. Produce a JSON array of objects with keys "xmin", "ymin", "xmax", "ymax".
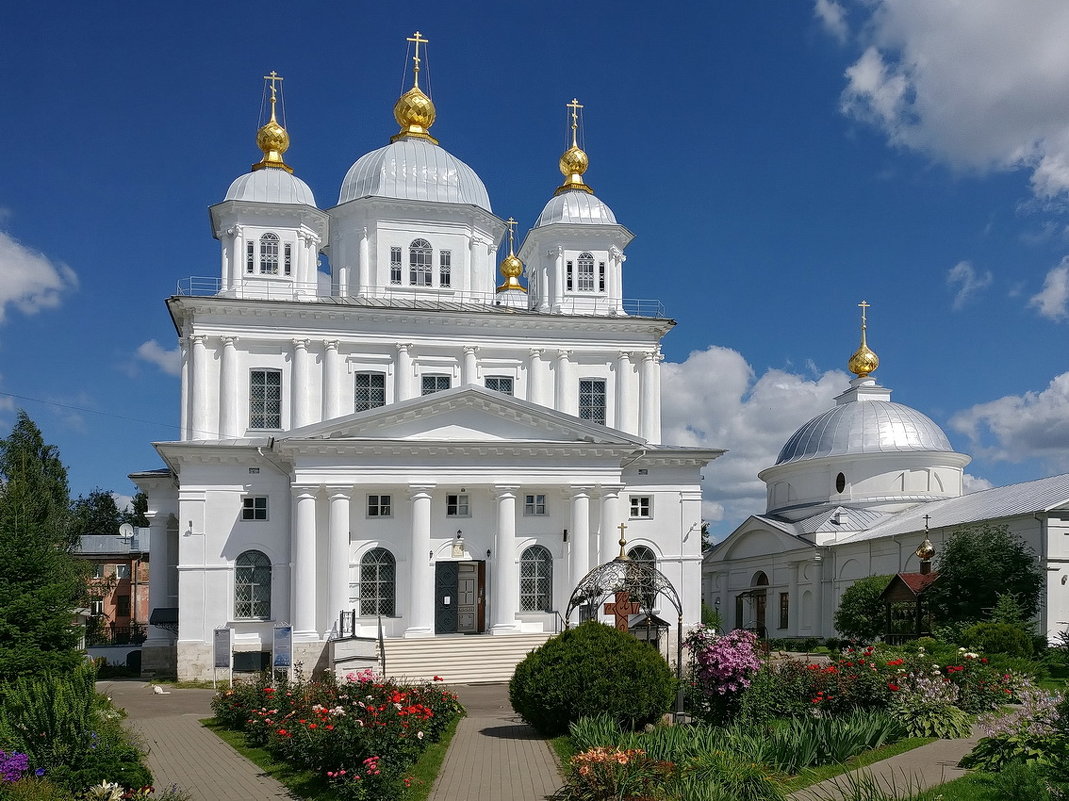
[
  {"xmin": 439, "ymin": 249, "xmax": 451, "ymax": 287},
  {"xmin": 410, "ymin": 244, "xmax": 432, "ymax": 286},
  {"xmin": 598, "ymin": 261, "xmax": 606, "ymax": 291},
  {"xmin": 578, "ymin": 378, "xmax": 607, "ymax": 425},
  {"xmin": 524, "ymin": 494, "xmax": 547, "ymax": 516},
  {"xmin": 92, "ymin": 564, "xmax": 104, "ymax": 579},
  {"xmin": 284, "ymin": 244, "xmax": 292, "ymax": 276},
  {"xmin": 779, "ymin": 592, "xmax": 789, "ymax": 630},
  {"xmin": 390, "ymin": 247, "xmax": 403, "ymax": 284},
  {"xmin": 90, "ymin": 598, "xmax": 104, "ymax": 616},
  {"xmin": 355, "ymin": 371, "xmax": 386, "ymax": 412},
  {"xmin": 421, "ymin": 374, "xmax": 451, "ymax": 395},
  {"xmin": 367, "ymin": 494, "xmax": 392, "ymax": 517},
  {"xmin": 566, "ymin": 260, "xmax": 573, "ymax": 291},
  {"xmin": 249, "ymin": 369, "xmax": 282, "ymax": 429},
  {"xmin": 736, "ymin": 596, "xmax": 744, "ymax": 629},
  {"xmin": 242, "ymin": 496, "xmax": 269, "ymax": 521},
  {"xmin": 485, "ymin": 375, "xmax": 514, "ymax": 396},
  {"xmin": 116, "ymin": 595, "xmax": 131, "ymax": 617},
  {"xmin": 629, "ymin": 496, "xmax": 652, "ymax": 519},
  {"xmin": 115, "ymin": 563, "xmax": 131, "ymax": 580},
  {"xmin": 446, "ymin": 494, "xmax": 470, "ymax": 517},
  {"xmin": 576, "ymin": 255, "xmax": 595, "ymax": 291},
  {"xmin": 246, "ymin": 240, "xmax": 254, "ymax": 274}
]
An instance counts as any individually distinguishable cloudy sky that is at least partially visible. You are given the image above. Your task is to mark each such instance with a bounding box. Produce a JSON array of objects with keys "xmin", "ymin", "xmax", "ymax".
[{"xmin": 2, "ymin": 1, "xmax": 1068, "ymax": 535}]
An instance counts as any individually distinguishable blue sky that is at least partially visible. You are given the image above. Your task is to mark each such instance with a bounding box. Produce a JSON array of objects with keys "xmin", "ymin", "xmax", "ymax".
[{"xmin": 2, "ymin": 1, "xmax": 1068, "ymax": 535}]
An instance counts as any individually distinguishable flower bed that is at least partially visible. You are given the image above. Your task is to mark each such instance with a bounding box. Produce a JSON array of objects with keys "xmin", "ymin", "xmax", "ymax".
[{"xmin": 210, "ymin": 669, "xmax": 463, "ymax": 801}]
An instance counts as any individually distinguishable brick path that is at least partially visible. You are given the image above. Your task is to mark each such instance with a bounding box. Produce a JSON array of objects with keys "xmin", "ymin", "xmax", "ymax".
[{"xmin": 99, "ymin": 680, "xmax": 291, "ymax": 801}]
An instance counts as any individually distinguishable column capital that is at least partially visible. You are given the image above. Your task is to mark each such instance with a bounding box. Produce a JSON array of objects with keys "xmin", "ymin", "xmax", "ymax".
[
  {"xmin": 548, "ymin": 246, "xmax": 563, "ymax": 258},
  {"xmin": 397, "ymin": 342, "xmax": 412, "ymax": 355},
  {"xmin": 327, "ymin": 487, "xmax": 353, "ymax": 501},
  {"xmin": 409, "ymin": 484, "xmax": 435, "ymax": 500},
  {"xmin": 191, "ymin": 334, "xmax": 207, "ymax": 346},
  {"xmin": 323, "ymin": 339, "xmax": 339, "ymax": 352},
  {"xmin": 597, "ymin": 484, "xmax": 625, "ymax": 498},
  {"xmin": 570, "ymin": 486, "xmax": 592, "ymax": 500},
  {"xmin": 292, "ymin": 485, "xmax": 320, "ymax": 498},
  {"xmin": 221, "ymin": 335, "xmax": 238, "ymax": 347},
  {"xmin": 617, "ymin": 350, "xmax": 634, "ymax": 361},
  {"xmin": 556, "ymin": 348, "xmax": 571, "ymax": 361},
  {"xmin": 492, "ymin": 485, "xmax": 519, "ymax": 499},
  {"xmin": 292, "ymin": 338, "xmax": 310, "ymax": 351},
  {"xmin": 463, "ymin": 345, "xmax": 479, "ymax": 355},
  {"xmin": 529, "ymin": 348, "xmax": 543, "ymax": 358},
  {"xmin": 641, "ymin": 350, "xmax": 656, "ymax": 363}
]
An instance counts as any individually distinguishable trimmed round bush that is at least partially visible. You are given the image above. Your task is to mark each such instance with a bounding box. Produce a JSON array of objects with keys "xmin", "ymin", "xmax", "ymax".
[
  {"xmin": 963, "ymin": 622, "xmax": 1033, "ymax": 657},
  {"xmin": 509, "ymin": 622, "xmax": 676, "ymax": 736}
]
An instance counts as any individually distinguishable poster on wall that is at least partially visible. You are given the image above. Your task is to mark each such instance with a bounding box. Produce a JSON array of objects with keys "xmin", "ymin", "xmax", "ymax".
[
  {"xmin": 273, "ymin": 625, "xmax": 292, "ymax": 668},
  {"xmin": 213, "ymin": 627, "xmax": 232, "ymax": 669}
]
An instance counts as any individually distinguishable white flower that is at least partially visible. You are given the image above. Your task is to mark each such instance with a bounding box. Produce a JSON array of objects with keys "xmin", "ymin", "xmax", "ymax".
[{"xmin": 417, "ymin": 731, "xmax": 424, "ymax": 739}]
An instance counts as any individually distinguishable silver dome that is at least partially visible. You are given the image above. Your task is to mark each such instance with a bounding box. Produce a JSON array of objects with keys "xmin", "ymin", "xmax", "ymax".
[
  {"xmin": 224, "ymin": 168, "xmax": 317, "ymax": 206},
  {"xmin": 534, "ymin": 189, "xmax": 617, "ymax": 227},
  {"xmin": 338, "ymin": 138, "xmax": 491, "ymax": 211},
  {"xmin": 775, "ymin": 400, "xmax": 954, "ymax": 465}
]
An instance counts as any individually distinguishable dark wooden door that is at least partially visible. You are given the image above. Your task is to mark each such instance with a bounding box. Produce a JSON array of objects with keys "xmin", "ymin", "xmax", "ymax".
[{"xmin": 435, "ymin": 562, "xmax": 458, "ymax": 634}]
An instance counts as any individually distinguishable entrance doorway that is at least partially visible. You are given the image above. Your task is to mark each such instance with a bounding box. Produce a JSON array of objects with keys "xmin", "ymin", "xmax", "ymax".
[{"xmin": 434, "ymin": 561, "xmax": 485, "ymax": 634}]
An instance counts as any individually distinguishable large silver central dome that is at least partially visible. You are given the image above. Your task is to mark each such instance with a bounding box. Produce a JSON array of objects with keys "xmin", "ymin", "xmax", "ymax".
[
  {"xmin": 337, "ymin": 138, "xmax": 491, "ymax": 211},
  {"xmin": 776, "ymin": 400, "xmax": 953, "ymax": 465}
]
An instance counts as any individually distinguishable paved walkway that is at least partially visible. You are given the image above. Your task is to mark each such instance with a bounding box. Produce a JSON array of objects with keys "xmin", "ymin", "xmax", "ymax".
[{"xmin": 99, "ymin": 680, "xmax": 291, "ymax": 801}]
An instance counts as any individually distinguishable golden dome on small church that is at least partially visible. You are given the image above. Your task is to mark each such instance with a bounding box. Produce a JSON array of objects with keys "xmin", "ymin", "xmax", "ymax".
[
  {"xmin": 848, "ymin": 300, "xmax": 879, "ymax": 378},
  {"xmin": 252, "ymin": 71, "xmax": 294, "ymax": 174},
  {"xmin": 390, "ymin": 31, "xmax": 439, "ymax": 145},
  {"xmin": 497, "ymin": 217, "xmax": 526, "ymax": 293},
  {"xmin": 555, "ymin": 98, "xmax": 593, "ymax": 196}
]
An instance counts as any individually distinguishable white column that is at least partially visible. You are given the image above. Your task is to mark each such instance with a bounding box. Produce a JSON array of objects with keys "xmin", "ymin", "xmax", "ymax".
[
  {"xmin": 462, "ymin": 346, "xmax": 478, "ymax": 385},
  {"xmin": 787, "ymin": 561, "xmax": 801, "ymax": 637},
  {"xmin": 323, "ymin": 340, "xmax": 341, "ymax": 420},
  {"xmin": 145, "ymin": 511, "xmax": 173, "ymax": 644},
  {"xmin": 190, "ymin": 335, "xmax": 208, "ymax": 440},
  {"xmin": 219, "ymin": 336, "xmax": 239, "ymax": 438},
  {"xmin": 468, "ymin": 239, "xmax": 479, "ymax": 296},
  {"xmin": 527, "ymin": 349, "xmax": 543, "ymax": 405},
  {"xmin": 291, "ymin": 339, "xmax": 311, "ymax": 429},
  {"xmin": 569, "ymin": 489, "xmax": 591, "ymax": 623},
  {"xmin": 395, "ymin": 343, "xmax": 413, "ymax": 401},
  {"xmin": 292, "ymin": 488, "xmax": 319, "ymax": 638},
  {"xmin": 639, "ymin": 351, "xmax": 657, "ymax": 442},
  {"xmin": 554, "ymin": 349, "xmax": 571, "ymax": 414},
  {"xmin": 179, "ymin": 337, "xmax": 190, "ymax": 440},
  {"xmin": 406, "ymin": 487, "xmax": 434, "ymax": 637},
  {"xmin": 651, "ymin": 349, "xmax": 663, "ymax": 444},
  {"xmin": 491, "ymin": 486, "xmax": 520, "ymax": 634},
  {"xmin": 357, "ymin": 227, "xmax": 369, "ymax": 294},
  {"xmin": 551, "ymin": 247, "xmax": 564, "ymax": 311},
  {"xmin": 328, "ymin": 489, "xmax": 352, "ymax": 630},
  {"xmin": 600, "ymin": 487, "xmax": 622, "ymax": 563},
  {"xmin": 615, "ymin": 351, "xmax": 632, "ymax": 432}
]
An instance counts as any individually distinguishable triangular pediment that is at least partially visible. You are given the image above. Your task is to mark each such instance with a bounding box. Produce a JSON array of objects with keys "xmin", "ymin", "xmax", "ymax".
[
  {"xmin": 282, "ymin": 386, "xmax": 647, "ymax": 446},
  {"xmin": 707, "ymin": 515, "xmax": 813, "ymax": 563}
]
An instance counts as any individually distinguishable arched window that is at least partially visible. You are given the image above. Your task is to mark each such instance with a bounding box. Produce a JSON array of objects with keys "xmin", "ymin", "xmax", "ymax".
[
  {"xmin": 259, "ymin": 233, "xmax": 280, "ymax": 275},
  {"xmin": 576, "ymin": 252, "xmax": 595, "ymax": 291},
  {"xmin": 235, "ymin": 550, "xmax": 271, "ymax": 619},
  {"xmin": 627, "ymin": 545, "xmax": 657, "ymax": 608},
  {"xmin": 409, "ymin": 238, "xmax": 432, "ymax": 287},
  {"xmin": 359, "ymin": 548, "xmax": 396, "ymax": 616},
  {"xmin": 519, "ymin": 545, "xmax": 553, "ymax": 612}
]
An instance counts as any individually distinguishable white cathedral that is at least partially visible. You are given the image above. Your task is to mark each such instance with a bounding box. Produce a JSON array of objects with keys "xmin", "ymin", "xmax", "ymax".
[{"xmin": 133, "ymin": 43, "xmax": 719, "ymax": 680}]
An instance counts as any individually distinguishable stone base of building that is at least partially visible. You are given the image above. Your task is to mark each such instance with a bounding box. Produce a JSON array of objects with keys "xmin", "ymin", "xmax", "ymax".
[
  {"xmin": 140, "ymin": 643, "xmax": 178, "ymax": 678},
  {"xmin": 292, "ymin": 640, "xmax": 329, "ymax": 675}
]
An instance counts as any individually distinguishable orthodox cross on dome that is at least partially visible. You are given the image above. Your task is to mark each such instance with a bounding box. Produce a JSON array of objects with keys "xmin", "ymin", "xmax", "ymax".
[
  {"xmin": 407, "ymin": 31, "xmax": 428, "ymax": 88},
  {"xmin": 617, "ymin": 522, "xmax": 629, "ymax": 560},
  {"xmin": 858, "ymin": 299, "xmax": 870, "ymax": 340},
  {"xmin": 923, "ymin": 513, "xmax": 931, "ymax": 530},
  {"xmin": 263, "ymin": 70, "xmax": 284, "ymax": 103},
  {"xmin": 567, "ymin": 97, "xmax": 583, "ymax": 147},
  {"xmin": 604, "ymin": 591, "xmax": 640, "ymax": 632},
  {"xmin": 848, "ymin": 299, "xmax": 879, "ymax": 378},
  {"xmin": 505, "ymin": 217, "xmax": 517, "ymax": 254}
]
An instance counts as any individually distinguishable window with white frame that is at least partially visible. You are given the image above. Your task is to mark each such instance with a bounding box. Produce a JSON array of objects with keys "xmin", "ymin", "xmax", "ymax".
[
  {"xmin": 519, "ymin": 545, "xmax": 553, "ymax": 612},
  {"xmin": 367, "ymin": 494, "xmax": 391, "ymax": 517},
  {"xmin": 578, "ymin": 378, "xmax": 607, "ymax": 425},
  {"xmin": 359, "ymin": 548, "xmax": 395, "ymax": 616},
  {"xmin": 485, "ymin": 375, "xmax": 513, "ymax": 396},
  {"xmin": 115, "ymin": 563, "xmax": 131, "ymax": 580},
  {"xmin": 92, "ymin": 564, "xmax": 104, "ymax": 580},
  {"xmin": 409, "ymin": 238, "xmax": 432, "ymax": 286},
  {"xmin": 439, "ymin": 249, "xmax": 451, "ymax": 287},
  {"xmin": 598, "ymin": 261, "xmax": 606, "ymax": 291},
  {"xmin": 242, "ymin": 496, "xmax": 269, "ymax": 520},
  {"xmin": 249, "ymin": 369, "xmax": 282, "ymax": 429},
  {"xmin": 284, "ymin": 243, "xmax": 292, "ymax": 276},
  {"xmin": 235, "ymin": 550, "xmax": 271, "ymax": 620},
  {"xmin": 576, "ymin": 252, "xmax": 595, "ymax": 291},
  {"xmin": 629, "ymin": 496, "xmax": 652, "ymax": 519},
  {"xmin": 246, "ymin": 240, "xmax": 254, "ymax": 273},
  {"xmin": 524, "ymin": 494, "xmax": 547, "ymax": 516},
  {"xmin": 355, "ymin": 371, "xmax": 386, "ymax": 412},
  {"xmin": 390, "ymin": 247, "xmax": 403, "ymax": 284},
  {"xmin": 566, "ymin": 260, "xmax": 573, "ymax": 291},
  {"xmin": 628, "ymin": 545, "xmax": 657, "ymax": 609},
  {"xmin": 259, "ymin": 233, "xmax": 280, "ymax": 274},
  {"xmin": 421, "ymin": 374, "xmax": 451, "ymax": 395},
  {"xmin": 446, "ymin": 494, "xmax": 470, "ymax": 517},
  {"xmin": 89, "ymin": 597, "xmax": 104, "ymax": 616}
]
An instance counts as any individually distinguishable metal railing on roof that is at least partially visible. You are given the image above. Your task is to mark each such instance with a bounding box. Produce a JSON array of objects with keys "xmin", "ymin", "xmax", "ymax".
[{"xmin": 175, "ymin": 277, "xmax": 666, "ymax": 318}]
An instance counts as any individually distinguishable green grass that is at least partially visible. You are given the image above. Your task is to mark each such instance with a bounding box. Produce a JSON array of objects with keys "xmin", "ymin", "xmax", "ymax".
[
  {"xmin": 549, "ymin": 734, "xmax": 578, "ymax": 773},
  {"xmin": 781, "ymin": 737, "xmax": 936, "ymax": 792},
  {"xmin": 201, "ymin": 716, "xmax": 463, "ymax": 801}
]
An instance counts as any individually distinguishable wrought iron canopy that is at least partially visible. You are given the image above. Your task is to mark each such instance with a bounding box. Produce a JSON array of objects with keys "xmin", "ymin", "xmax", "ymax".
[{"xmin": 565, "ymin": 557, "xmax": 682, "ymax": 620}]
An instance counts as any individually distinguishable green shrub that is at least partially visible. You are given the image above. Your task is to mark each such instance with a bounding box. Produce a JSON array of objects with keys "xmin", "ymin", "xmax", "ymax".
[
  {"xmin": 0, "ymin": 778, "xmax": 75, "ymax": 801},
  {"xmin": 509, "ymin": 622, "xmax": 675, "ymax": 736},
  {"xmin": 833, "ymin": 575, "xmax": 894, "ymax": 642},
  {"xmin": 737, "ymin": 660, "xmax": 817, "ymax": 724},
  {"xmin": 963, "ymin": 622, "xmax": 1033, "ymax": 657}
]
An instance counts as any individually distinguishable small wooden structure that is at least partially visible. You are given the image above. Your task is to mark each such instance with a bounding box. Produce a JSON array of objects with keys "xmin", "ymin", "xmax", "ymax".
[{"xmin": 881, "ymin": 531, "xmax": 938, "ymax": 645}]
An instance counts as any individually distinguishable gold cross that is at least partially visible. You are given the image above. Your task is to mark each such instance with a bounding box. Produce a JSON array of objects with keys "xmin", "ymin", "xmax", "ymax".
[
  {"xmin": 407, "ymin": 31, "xmax": 429, "ymax": 85},
  {"xmin": 567, "ymin": 98, "xmax": 583, "ymax": 146},
  {"xmin": 505, "ymin": 217, "xmax": 517, "ymax": 253},
  {"xmin": 263, "ymin": 70, "xmax": 284, "ymax": 102},
  {"xmin": 858, "ymin": 299, "xmax": 870, "ymax": 327}
]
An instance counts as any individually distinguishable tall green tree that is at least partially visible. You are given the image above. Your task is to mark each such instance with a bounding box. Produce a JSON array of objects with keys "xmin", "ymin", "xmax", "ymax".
[
  {"xmin": 0, "ymin": 411, "xmax": 85, "ymax": 676},
  {"xmin": 834, "ymin": 574, "xmax": 894, "ymax": 641},
  {"xmin": 121, "ymin": 490, "xmax": 149, "ymax": 527},
  {"xmin": 70, "ymin": 487, "xmax": 122, "ymax": 536},
  {"xmin": 926, "ymin": 523, "xmax": 1043, "ymax": 625}
]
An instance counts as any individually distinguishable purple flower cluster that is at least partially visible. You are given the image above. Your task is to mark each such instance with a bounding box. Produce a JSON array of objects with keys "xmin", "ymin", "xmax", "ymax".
[
  {"xmin": 0, "ymin": 750, "xmax": 32, "ymax": 783},
  {"xmin": 979, "ymin": 687, "xmax": 1064, "ymax": 738},
  {"xmin": 685, "ymin": 627, "xmax": 762, "ymax": 696}
]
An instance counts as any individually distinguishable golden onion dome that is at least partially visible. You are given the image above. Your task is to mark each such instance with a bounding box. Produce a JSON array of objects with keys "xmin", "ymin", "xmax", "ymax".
[
  {"xmin": 252, "ymin": 75, "xmax": 293, "ymax": 174},
  {"xmin": 848, "ymin": 300, "xmax": 879, "ymax": 378},
  {"xmin": 391, "ymin": 86, "xmax": 438, "ymax": 144},
  {"xmin": 497, "ymin": 217, "xmax": 527, "ymax": 293},
  {"xmin": 915, "ymin": 537, "xmax": 936, "ymax": 562},
  {"xmin": 555, "ymin": 98, "xmax": 594, "ymax": 195}
]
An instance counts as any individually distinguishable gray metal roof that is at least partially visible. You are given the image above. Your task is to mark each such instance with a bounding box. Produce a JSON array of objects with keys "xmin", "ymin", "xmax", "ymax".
[
  {"xmin": 776, "ymin": 400, "xmax": 954, "ymax": 465},
  {"xmin": 534, "ymin": 189, "xmax": 617, "ymax": 227},
  {"xmin": 837, "ymin": 472, "xmax": 1069, "ymax": 543},
  {"xmin": 75, "ymin": 532, "xmax": 149, "ymax": 555},
  {"xmin": 224, "ymin": 167, "xmax": 317, "ymax": 206}
]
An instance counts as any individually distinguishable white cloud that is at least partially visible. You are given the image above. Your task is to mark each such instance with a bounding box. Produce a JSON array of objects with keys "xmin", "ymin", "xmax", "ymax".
[
  {"xmin": 837, "ymin": 0, "xmax": 1069, "ymax": 199},
  {"xmin": 0, "ymin": 230, "xmax": 77, "ymax": 323},
  {"xmin": 136, "ymin": 339, "xmax": 181, "ymax": 376},
  {"xmin": 661, "ymin": 346, "xmax": 848, "ymax": 532},
  {"xmin": 1029, "ymin": 259, "xmax": 1069, "ymax": 320},
  {"xmin": 112, "ymin": 492, "xmax": 134, "ymax": 512},
  {"xmin": 962, "ymin": 474, "xmax": 994, "ymax": 494},
  {"xmin": 814, "ymin": 0, "xmax": 849, "ymax": 43},
  {"xmin": 946, "ymin": 260, "xmax": 993, "ymax": 309},
  {"xmin": 950, "ymin": 371, "xmax": 1069, "ymax": 469}
]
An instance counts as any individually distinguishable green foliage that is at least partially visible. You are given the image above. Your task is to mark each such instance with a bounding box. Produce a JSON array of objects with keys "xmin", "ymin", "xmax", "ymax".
[
  {"xmin": 963, "ymin": 622, "xmax": 1033, "ymax": 657},
  {"xmin": 700, "ymin": 602, "xmax": 723, "ymax": 631},
  {"xmin": 989, "ymin": 593, "xmax": 1031, "ymax": 627},
  {"xmin": 0, "ymin": 412, "xmax": 85, "ymax": 677},
  {"xmin": 0, "ymin": 778, "xmax": 75, "ymax": 801},
  {"xmin": 509, "ymin": 622, "xmax": 676, "ymax": 736},
  {"xmin": 737, "ymin": 660, "xmax": 819, "ymax": 724},
  {"xmin": 927, "ymin": 523, "xmax": 1043, "ymax": 625},
  {"xmin": 983, "ymin": 759, "xmax": 1069, "ymax": 801},
  {"xmin": 69, "ymin": 489, "xmax": 122, "ymax": 537},
  {"xmin": 903, "ymin": 704, "xmax": 974, "ymax": 739},
  {"xmin": 122, "ymin": 491, "xmax": 149, "ymax": 528},
  {"xmin": 834, "ymin": 575, "xmax": 894, "ymax": 641}
]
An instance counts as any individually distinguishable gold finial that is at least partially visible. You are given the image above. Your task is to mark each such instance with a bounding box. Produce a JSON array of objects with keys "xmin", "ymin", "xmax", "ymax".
[
  {"xmin": 252, "ymin": 71, "xmax": 294, "ymax": 174},
  {"xmin": 555, "ymin": 98, "xmax": 593, "ymax": 196},
  {"xmin": 391, "ymin": 31, "xmax": 439, "ymax": 145},
  {"xmin": 616, "ymin": 522, "xmax": 629, "ymax": 560},
  {"xmin": 847, "ymin": 299, "xmax": 880, "ymax": 378},
  {"xmin": 915, "ymin": 514, "xmax": 936, "ymax": 561},
  {"xmin": 497, "ymin": 217, "xmax": 527, "ymax": 292}
]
